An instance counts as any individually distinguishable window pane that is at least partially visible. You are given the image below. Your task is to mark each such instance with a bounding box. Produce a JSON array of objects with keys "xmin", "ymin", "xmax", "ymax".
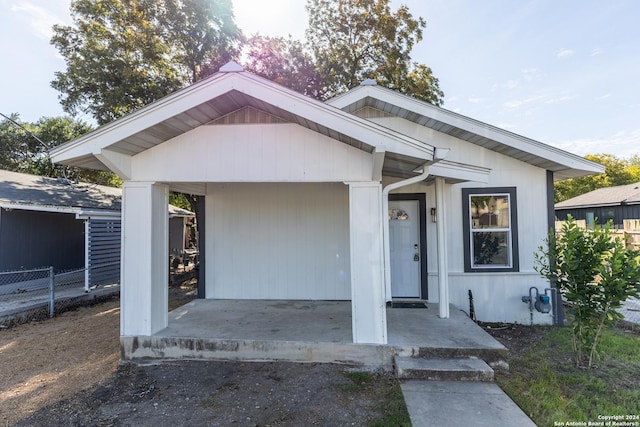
[
  {"xmin": 470, "ymin": 195, "xmax": 509, "ymax": 229},
  {"xmin": 473, "ymin": 231, "xmax": 510, "ymax": 266}
]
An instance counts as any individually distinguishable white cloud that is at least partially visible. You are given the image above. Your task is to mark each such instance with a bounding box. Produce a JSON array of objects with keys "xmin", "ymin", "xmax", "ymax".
[
  {"xmin": 10, "ymin": 1, "xmax": 61, "ymax": 40},
  {"xmin": 504, "ymin": 100, "xmax": 524, "ymax": 109},
  {"xmin": 595, "ymin": 93, "xmax": 611, "ymax": 101},
  {"xmin": 468, "ymin": 97, "xmax": 482, "ymax": 104},
  {"xmin": 591, "ymin": 48, "xmax": 604, "ymax": 56},
  {"xmin": 503, "ymin": 94, "xmax": 546, "ymax": 109},
  {"xmin": 543, "ymin": 95, "xmax": 575, "ymax": 104},
  {"xmin": 556, "ymin": 49, "xmax": 575, "ymax": 58},
  {"xmin": 552, "ymin": 129, "xmax": 640, "ymax": 158},
  {"xmin": 521, "ymin": 68, "xmax": 540, "ymax": 82}
]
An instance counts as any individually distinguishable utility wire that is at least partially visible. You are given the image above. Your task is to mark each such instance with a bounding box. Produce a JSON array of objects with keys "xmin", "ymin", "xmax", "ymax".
[
  {"xmin": 0, "ymin": 112, "xmax": 51, "ymax": 150},
  {"xmin": 0, "ymin": 112, "xmax": 72, "ymax": 182}
]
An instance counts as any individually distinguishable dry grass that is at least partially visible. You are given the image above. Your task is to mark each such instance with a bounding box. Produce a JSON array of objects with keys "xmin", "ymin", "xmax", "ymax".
[{"xmin": 0, "ymin": 300, "xmax": 121, "ymax": 425}]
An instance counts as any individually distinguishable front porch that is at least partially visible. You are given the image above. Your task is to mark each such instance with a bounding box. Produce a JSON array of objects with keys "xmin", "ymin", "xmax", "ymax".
[{"xmin": 121, "ymin": 300, "xmax": 508, "ymax": 370}]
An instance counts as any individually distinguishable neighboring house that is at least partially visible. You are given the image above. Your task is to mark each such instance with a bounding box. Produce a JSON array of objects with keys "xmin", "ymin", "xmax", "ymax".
[
  {"xmin": 555, "ymin": 182, "xmax": 640, "ymax": 228},
  {"xmin": 49, "ymin": 63, "xmax": 603, "ymax": 347},
  {"xmin": 0, "ymin": 169, "xmax": 194, "ymax": 288}
]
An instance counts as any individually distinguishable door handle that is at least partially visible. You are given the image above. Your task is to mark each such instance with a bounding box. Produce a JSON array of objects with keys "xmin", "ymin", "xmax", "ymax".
[{"xmin": 414, "ymin": 253, "xmax": 419, "ymax": 261}]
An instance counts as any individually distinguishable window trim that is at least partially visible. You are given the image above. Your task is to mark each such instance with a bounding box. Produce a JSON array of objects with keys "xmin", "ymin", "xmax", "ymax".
[{"xmin": 462, "ymin": 187, "xmax": 519, "ymax": 273}]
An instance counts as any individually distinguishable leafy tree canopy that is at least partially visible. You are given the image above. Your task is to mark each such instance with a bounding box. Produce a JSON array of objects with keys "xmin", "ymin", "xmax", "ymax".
[
  {"xmin": 52, "ymin": 0, "xmax": 442, "ymax": 126},
  {"xmin": 51, "ymin": 0, "xmax": 242, "ymax": 125},
  {"xmin": 243, "ymin": 35, "xmax": 323, "ymax": 99},
  {"xmin": 0, "ymin": 114, "xmax": 119, "ymax": 186},
  {"xmin": 304, "ymin": 0, "xmax": 443, "ymax": 103},
  {"xmin": 555, "ymin": 154, "xmax": 640, "ymax": 202}
]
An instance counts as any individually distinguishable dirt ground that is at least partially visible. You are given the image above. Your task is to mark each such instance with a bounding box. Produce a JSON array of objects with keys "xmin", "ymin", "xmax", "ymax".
[{"xmin": 0, "ymin": 280, "xmax": 406, "ymax": 426}]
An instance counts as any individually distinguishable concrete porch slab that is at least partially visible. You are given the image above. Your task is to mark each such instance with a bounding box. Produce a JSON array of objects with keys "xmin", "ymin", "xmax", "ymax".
[{"xmin": 121, "ymin": 300, "xmax": 508, "ymax": 370}]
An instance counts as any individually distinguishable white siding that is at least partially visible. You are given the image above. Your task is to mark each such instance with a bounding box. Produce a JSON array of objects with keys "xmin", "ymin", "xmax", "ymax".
[
  {"xmin": 380, "ymin": 116, "xmax": 554, "ymax": 324},
  {"xmin": 206, "ymin": 183, "xmax": 351, "ymax": 300},
  {"xmin": 130, "ymin": 123, "xmax": 373, "ymax": 182}
]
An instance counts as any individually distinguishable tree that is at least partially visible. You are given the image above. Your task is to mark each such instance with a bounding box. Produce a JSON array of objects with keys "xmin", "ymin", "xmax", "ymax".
[
  {"xmin": 0, "ymin": 114, "xmax": 121, "ymax": 186},
  {"xmin": 51, "ymin": 0, "xmax": 242, "ymax": 125},
  {"xmin": 304, "ymin": 0, "xmax": 443, "ymax": 103},
  {"xmin": 555, "ymin": 154, "xmax": 640, "ymax": 202},
  {"xmin": 243, "ymin": 35, "xmax": 323, "ymax": 98},
  {"xmin": 535, "ymin": 216, "xmax": 640, "ymax": 368}
]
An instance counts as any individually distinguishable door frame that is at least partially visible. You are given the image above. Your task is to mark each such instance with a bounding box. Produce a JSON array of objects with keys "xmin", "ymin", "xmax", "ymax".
[{"xmin": 389, "ymin": 193, "xmax": 428, "ymax": 299}]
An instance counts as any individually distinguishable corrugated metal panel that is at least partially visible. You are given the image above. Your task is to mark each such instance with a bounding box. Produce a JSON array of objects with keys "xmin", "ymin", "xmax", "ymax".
[{"xmin": 88, "ymin": 218, "xmax": 121, "ymax": 287}]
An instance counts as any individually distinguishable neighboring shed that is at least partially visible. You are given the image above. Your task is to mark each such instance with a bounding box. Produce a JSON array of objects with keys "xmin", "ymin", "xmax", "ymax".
[
  {"xmin": 0, "ymin": 170, "xmax": 120, "ymax": 282},
  {"xmin": 555, "ymin": 182, "xmax": 640, "ymax": 228},
  {"xmin": 0, "ymin": 170, "xmax": 194, "ymax": 289}
]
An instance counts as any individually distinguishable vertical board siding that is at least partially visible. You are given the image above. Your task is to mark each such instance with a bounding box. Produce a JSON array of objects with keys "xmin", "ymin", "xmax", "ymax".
[
  {"xmin": 207, "ymin": 183, "xmax": 351, "ymax": 300},
  {"xmin": 556, "ymin": 205, "xmax": 640, "ymax": 228},
  {"xmin": 88, "ymin": 219, "xmax": 121, "ymax": 286},
  {"xmin": 0, "ymin": 209, "xmax": 84, "ymax": 272}
]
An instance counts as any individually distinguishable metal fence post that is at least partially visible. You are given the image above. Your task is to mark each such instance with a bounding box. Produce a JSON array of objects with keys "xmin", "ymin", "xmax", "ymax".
[{"xmin": 49, "ymin": 266, "xmax": 55, "ymax": 318}]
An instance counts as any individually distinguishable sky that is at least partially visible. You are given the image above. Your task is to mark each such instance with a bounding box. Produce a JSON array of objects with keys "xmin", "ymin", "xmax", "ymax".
[{"xmin": 0, "ymin": 0, "xmax": 639, "ymax": 158}]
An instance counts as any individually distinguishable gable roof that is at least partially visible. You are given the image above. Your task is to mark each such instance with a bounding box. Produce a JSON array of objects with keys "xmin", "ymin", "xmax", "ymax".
[
  {"xmin": 328, "ymin": 83, "xmax": 604, "ymax": 181},
  {"xmin": 555, "ymin": 182, "xmax": 640, "ymax": 209},
  {"xmin": 50, "ymin": 65, "xmax": 436, "ymax": 177},
  {"xmin": 0, "ymin": 169, "xmax": 193, "ymax": 218}
]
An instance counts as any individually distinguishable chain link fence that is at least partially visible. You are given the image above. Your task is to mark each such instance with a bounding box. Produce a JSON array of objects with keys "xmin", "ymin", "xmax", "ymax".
[{"xmin": 0, "ymin": 266, "xmax": 90, "ymax": 325}]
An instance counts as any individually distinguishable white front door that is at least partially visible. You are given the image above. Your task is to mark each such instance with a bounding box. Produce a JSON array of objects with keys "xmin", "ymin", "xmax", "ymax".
[{"xmin": 389, "ymin": 200, "xmax": 422, "ymax": 298}]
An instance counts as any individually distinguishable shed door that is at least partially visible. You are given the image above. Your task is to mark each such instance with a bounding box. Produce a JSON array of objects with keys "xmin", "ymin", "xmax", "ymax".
[{"xmin": 389, "ymin": 200, "xmax": 421, "ymax": 298}]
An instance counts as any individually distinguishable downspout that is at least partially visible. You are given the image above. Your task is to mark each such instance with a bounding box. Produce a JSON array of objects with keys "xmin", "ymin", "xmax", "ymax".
[{"xmin": 382, "ymin": 148, "xmax": 450, "ymax": 301}]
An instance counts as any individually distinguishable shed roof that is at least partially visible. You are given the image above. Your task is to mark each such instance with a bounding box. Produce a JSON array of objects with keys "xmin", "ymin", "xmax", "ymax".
[
  {"xmin": 0, "ymin": 169, "xmax": 121, "ymax": 214},
  {"xmin": 0, "ymin": 169, "xmax": 193, "ymax": 218},
  {"xmin": 328, "ymin": 83, "xmax": 604, "ymax": 181},
  {"xmin": 555, "ymin": 181, "xmax": 640, "ymax": 209}
]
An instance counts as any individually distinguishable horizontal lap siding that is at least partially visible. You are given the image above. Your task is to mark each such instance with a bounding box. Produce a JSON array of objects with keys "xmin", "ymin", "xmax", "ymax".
[
  {"xmin": 207, "ymin": 183, "xmax": 351, "ymax": 300},
  {"xmin": 88, "ymin": 219, "xmax": 121, "ymax": 286}
]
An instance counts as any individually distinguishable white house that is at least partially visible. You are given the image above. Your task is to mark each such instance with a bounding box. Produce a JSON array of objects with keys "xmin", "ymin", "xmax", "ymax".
[{"xmin": 50, "ymin": 63, "xmax": 603, "ymax": 347}]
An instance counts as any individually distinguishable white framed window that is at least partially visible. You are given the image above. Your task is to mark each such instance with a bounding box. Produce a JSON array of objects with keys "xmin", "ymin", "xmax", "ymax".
[{"xmin": 462, "ymin": 187, "xmax": 519, "ymax": 272}]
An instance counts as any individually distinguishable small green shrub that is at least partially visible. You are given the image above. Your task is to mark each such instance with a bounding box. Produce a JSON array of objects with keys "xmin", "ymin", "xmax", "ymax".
[{"xmin": 535, "ymin": 215, "xmax": 640, "ymax": 368}]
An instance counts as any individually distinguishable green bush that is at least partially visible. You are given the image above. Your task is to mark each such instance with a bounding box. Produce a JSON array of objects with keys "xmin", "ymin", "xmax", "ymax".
[{"xmin": 535, "ymin": 216, "xmax": 640, "ymax": 368}]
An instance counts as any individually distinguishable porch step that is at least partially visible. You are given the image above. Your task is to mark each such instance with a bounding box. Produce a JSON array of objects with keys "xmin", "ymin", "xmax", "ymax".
[{"xmin": 394, "ymin": 356, "xmax": 494, "ymax": 382}]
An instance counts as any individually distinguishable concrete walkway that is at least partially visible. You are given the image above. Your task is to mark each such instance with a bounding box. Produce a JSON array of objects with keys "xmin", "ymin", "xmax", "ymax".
[{"xmin": 401, "ymin": 381, "xmax": 536, "ymax": 427}]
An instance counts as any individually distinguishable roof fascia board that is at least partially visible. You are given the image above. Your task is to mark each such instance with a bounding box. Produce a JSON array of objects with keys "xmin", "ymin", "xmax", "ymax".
[
  {"xmin": 0, "ymin": 202, "xmax": 79, "ymax": 214},
  {"xmin": 330, "ymin": 86, "xmax": 604, "ymax": 175},
  {"xmin": 555, "ymin": 202, "xmax": 628, "ymax": 210},
  {"xmin": 428, "ymin": 160, "xmax": 491, "ymax": 184},
  {"xmin": 0, "ymin": 201, "xmax": 120, "ymax": 218},
  {"xmin": 75, "ymin": 211, "xmax": 122, "ymax": 220},
  {"xmin": 50, "ymin": 72, "xmax": 232, "ymax": 162}
]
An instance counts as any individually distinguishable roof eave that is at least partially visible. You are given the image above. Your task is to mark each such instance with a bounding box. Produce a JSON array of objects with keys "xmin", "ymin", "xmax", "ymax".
[
  {"xmin": 329, "ymin": 85, "xmax": 605, "ymax": 178},
  {"xmin": 50, "ymin": 71, "xmax": 435, "ymax": 168}
]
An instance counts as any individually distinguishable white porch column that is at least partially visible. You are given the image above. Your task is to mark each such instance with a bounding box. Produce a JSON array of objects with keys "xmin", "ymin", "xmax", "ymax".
[
  {"xmin": 121, "ymin": 181, "xmax": 169, "ymax": 336},
  {"xmin": 348, "ymin": 182, "xmax": 387, "ymax": 344},
  {"xmin": 435, "ymin": 176, "xmax": 450, "ymax": 318}
]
